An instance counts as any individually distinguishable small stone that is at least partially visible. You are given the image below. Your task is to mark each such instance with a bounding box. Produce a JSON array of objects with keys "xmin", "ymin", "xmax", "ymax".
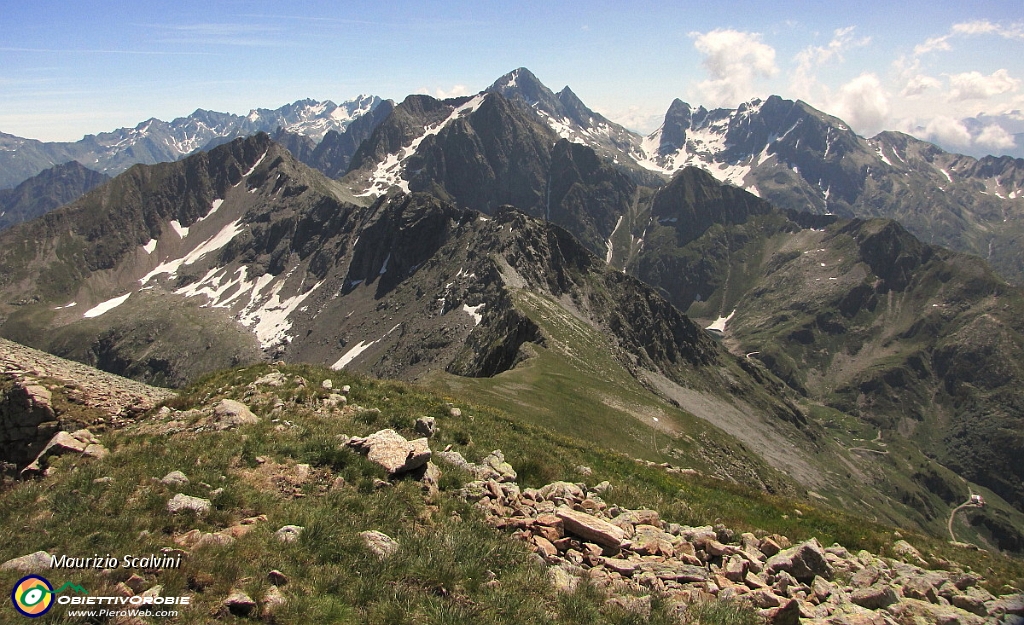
[
  {"xmin": 0, "ymin": 551, "xmax": 51, "ymax": 573},
  {"xmin": 223, "ymin": 589, "xmax": 257, "ymax": 616},
  {"xmin": 575, "ymin": 465, "xmax": 593, "ymax": 476},
  {"xmin": 166, "ymin": 493, "xmax": 212, "ymax": 516},
  {"xmin": 263, "ymin": 585, "xmax": 287, "ymax": 615},
  {"xmin": 274, "ymin": 525, "xmax": 304, "ymax": 543},
  {"xmin": 268, "ymin": 570, "xmax": 289, "ymax": 586},
  {"xmin": 415, "ymin": 416, "xmax": 437, "ymax": 437},
  {"xmin": 212, "ymin": 399, "xmax": 259, "ymax": 430},
  {"xmin": 321, "ymin": 379, "xmax": 333, "ymax": 389},
  {"xmin": 160, "ymin": 471, "xmax": 189, "ymax": 488},
  {"xmin": 341, "ymin": 385, "xmax": 351, "ymax": 393},
  {"xmin": 449, "ymin": 407, "xmax": 462, "ymax": 417},
  {"xmin": 125, "ymin": 574, "xmax": 146, "ymax": 593},
  {"xmin": 602, "ymin": 557, "xmax": 638, "ymax": 576},
  {"xmin": 93, "ymin": 476, "xmax": 114, "ymax": 484},
  {"xmin": 533, "ymin": 535, "xmax": 558, "ymax": 558},
  {"xmin": 850, "ymin": 584, "xmax": 898, "ymax": 609},
  {"xmin": 360, "ymin": 530, "xmax": 399, "ymax": 559},
  {"xmin": 254, "ymin": 372, "xmax": 287, "ymax": 387},
  {"xmin": 141, "ymin": 585, "xmax": 163, "ymax": 598},
  {"xmin": 765, "ymin": 539, "xmax": 833, "ymax": 583},
  {"xmin": 347, "ymin": 429, "xmax": 431, "ymax": 475}
]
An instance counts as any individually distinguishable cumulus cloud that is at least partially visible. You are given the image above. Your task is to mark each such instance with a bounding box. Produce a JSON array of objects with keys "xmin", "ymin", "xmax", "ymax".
[
  {"xmin": 923, "ymin": 116, "xmax": 973, "ymax": 147},
  {"xmin": 601, "ymin": 105, "xmax": 664, "ymax": 135},
  {"xmin": 975, "ymin": 124, "xmax": 1017, "ymax": 150},
  {"xmin": 947, "ymin": 69, "xmax": 1020, "ymax": 101},
  {"xmin": 690, "ymin": 29, "xmax": 777, "ymax": 107},
  {"xmin": 829, "ymin": 73, "xmax": 890, "ymax": 135}
]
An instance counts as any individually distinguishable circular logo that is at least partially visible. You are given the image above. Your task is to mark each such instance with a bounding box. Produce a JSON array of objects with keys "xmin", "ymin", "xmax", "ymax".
[{"xmin": 11, "ymin": 575, "xmax": 53, "ymax": 618}]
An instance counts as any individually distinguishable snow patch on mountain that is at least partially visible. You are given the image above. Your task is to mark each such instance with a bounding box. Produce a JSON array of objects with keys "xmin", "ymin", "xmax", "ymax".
[
  {"xmin": 83, "ymin": 292, "xmax": 132, "ymax": 318},
  {"xmin": 462, "ymin": 303, "xmax": 485, "ymax": 326},
  {"xmin": 331, "ymin": 323, "xmax": 402, "ymax": 370},
  {"xmin": 140, "ymin": 219, "xmax": 245, "ymax": 284},
  {"xmin": 169, "ymin": 220, "xmax": 189, "ymax": 239},
  {"xmin": 195, "ymin": 199, "xmax": 224, "ymax": 224},
  {"xmin": 243, "ymin": 151, "xmax": 268, "ymax": 177}
]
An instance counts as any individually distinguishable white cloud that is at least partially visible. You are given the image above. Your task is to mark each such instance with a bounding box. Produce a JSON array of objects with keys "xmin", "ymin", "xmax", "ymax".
[
  {"xmin": 414, "ymin": 84, "xmax": 472, "ymax": 99},
  {"xmin": 975, "ymin": 124, "xmax": 1017, "ymax": 150},
  {"xmin": 952, "ymin": 20, "xmax": 1024, "ymax": 39},
  {"xmin": 690, "ymin": 29, "xmax": 777, "ymax": 107},
  {"xmin": 791, "ymin": 26, "xmax": 871, "ymax": 99},
  {"xmin": 913, "ymin": 35, "xmax": 952, "ymax": 56},
  {"xmin": 434, "ymin": 84, "xmax": 471, "ymax": 99},
  {"xmin": 601, "ymin": 105, "xmax": 664, "ymax": 135},
  {"xmin": 914, "ymin": 20, "xmax": 1024, "ymax": 56},
  {"xmin": 901, "ymin": 74, "xmax": 943, "ymax": 97},
  {"xmin": 829, "ymin": 73, "xmax": 890, "ymax": 135},
  {"xmin": 923, "ymin": 116, "xmax": 972, "ymax": 147},
  {"xmin": 947, "ymin": 69, "xmax": 1020, "ymax": 101}
]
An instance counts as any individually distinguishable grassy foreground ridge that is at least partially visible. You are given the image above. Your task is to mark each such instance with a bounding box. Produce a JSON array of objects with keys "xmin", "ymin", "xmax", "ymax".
[{"xmin": 1, "ymin": 363, "xmax": 1021, "ymax": 624}]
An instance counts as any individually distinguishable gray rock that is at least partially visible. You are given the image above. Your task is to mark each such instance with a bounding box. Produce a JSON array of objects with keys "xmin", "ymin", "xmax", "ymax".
[
  {"xmin": 21, "ymin": 429, "xmax": 108, "ymax": 475},
  {"xmin": 254, "ymin": 372, "xmax": 287, "ymax": 387},
  {"xmin": 952, "ymin": 586, "xmax": 995, "ymax": 615},
  {"xmin": 160, "ymin": 471, "xmax": 189, "ymax": 488},
  {"xmin": 480, "ymin": 450, "xmax": 516, "ymax": 482},
  {"xmin": 166, "ymin": 493, "xmax": 212, "ymax": 516},
  {"xmin": 0, "ymin": 551, "xmax": 51, "ymax": 573},
  {"xmin": 267, "ymin": 570, "xmax": 289, "ymax": 586},
  {"xmin": 274, "ymin": 525, "xmax": 304, "ymax": 543},
  {"xmin": 213, "ymin": 399, "xmax": 259, "ymax": 430},
  {"xmin": 347, "ymin": 429, "xmax": 431, "ymax": 475},
  {"xmin": 321, "ymin": 379, "xmax": 333, "ymax": 389},
  {"xmin": 415, "ymin": 416, "xmax": 436, "ymax": 437},
  {"xmin": 360, "ymin": 530, "xmax": 399, "ymax": 559}
]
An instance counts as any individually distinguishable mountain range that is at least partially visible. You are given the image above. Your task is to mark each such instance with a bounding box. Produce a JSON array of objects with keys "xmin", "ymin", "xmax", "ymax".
[
  {"xmin": 1, "ymin": 68, "xmax": 1023, "ymax": 555},
  {"xmin": 0, "ymin": 95, "xmax": 383, "ymax": 189}
]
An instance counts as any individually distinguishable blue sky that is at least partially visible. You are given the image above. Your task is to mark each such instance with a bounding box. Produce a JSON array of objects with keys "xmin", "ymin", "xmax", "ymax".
[{"xmin": 3, "ymin": 1, "xmax": 1023, "ymax": 155}]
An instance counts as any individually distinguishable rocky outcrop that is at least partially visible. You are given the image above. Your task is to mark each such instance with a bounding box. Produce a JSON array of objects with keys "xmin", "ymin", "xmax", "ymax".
[
  {"xmin": 458, "ymin": 452, "xmax": 1023, "ymax": 624},
  {"xmin": 20, "ymin": 429, "xmax": 108, "ymax": 476},
  {"xmin": 1, "ymin": 337, "xmax": 173, "ymax": 473}
]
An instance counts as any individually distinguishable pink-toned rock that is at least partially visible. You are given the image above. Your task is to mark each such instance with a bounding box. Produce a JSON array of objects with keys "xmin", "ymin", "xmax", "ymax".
[
  {"xmin": 533, "ymin": 535, "xmax": 558, "ymax": 558},
  {"xmin": 556, "ymin": 506, "xmax": 626, "ymax": 548}
]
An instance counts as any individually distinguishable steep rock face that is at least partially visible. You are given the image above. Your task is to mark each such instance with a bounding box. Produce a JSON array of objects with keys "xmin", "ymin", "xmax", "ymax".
[
  {"xmin": 309, "ymin": 99, "xmax": 396, "ymax": 178},
  {"xmin": 345, "ymin": 91, "xmax": 641, "ymax": 260},
  {"xmin": 547, "ymin": 140, "xmax": 636, "ymax": 256},
  {"xmin": 0, "ymin": 162, "xmax": 110, "ymax": 231}
]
